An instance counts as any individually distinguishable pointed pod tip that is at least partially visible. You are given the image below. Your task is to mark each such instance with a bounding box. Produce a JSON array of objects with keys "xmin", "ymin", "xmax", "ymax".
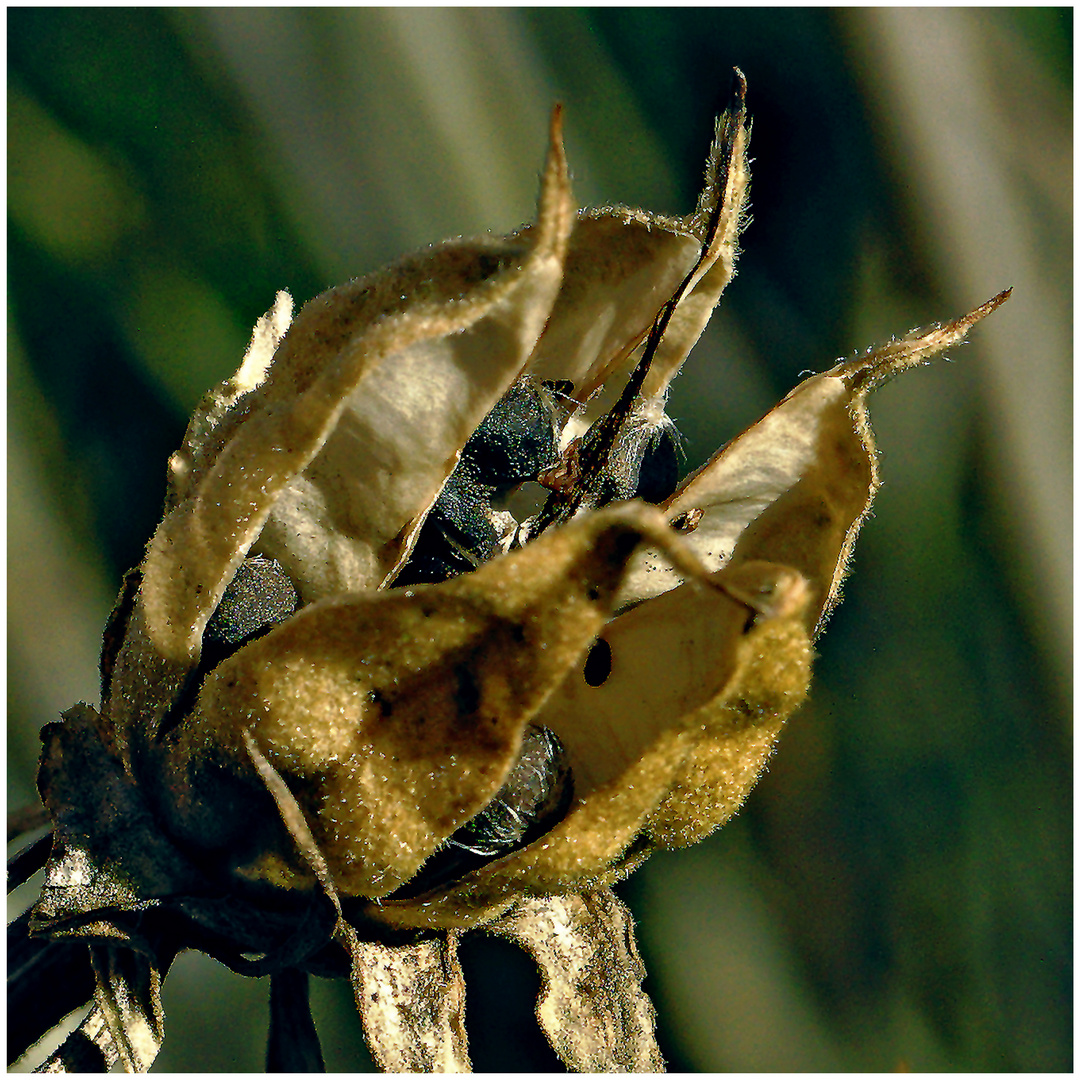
[
  {"xmin": 548, "ymin": 101, "xmax": 565, "ymax": 145},
  {"xmin": 715, "ymin": 67, "xmax": 747, "ymax": 127},
  {"xmin": 730, "ymin": 66, "xmax": 747, "ymax": 107},
  {"xmin": 546, "ymin": 103, "xmax": 568, "ymax": 182},
  {"xmin": 535, "ymin": 102, "xmax": 574, "ymax": 261},
  {"xmin": 980, "ymin": 286, "xmax": 1013, "ymax": 315},
  {"xmin": 943, "ymin": 286, "xmax": 1012, "ymax": 339},
  {"xmin": 838, "ymin": 287, "xmax": 1012, "ymax": 391}
]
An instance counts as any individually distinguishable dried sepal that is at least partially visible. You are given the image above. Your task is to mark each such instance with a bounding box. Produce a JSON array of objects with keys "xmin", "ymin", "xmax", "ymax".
[
  {"xmin": 30, "ymin": 947, "xmax": 165, "ymax": 1075},
  {"xmin": 7, "ymin": 911, "xmax": 97, "ymax": 1066},
  {"xmin": 350, "ymin": 934, "xmax": 471, "ymax": 1073},
  {"xmin": 37, "ymin": 1003, "xmax": 121, "ymax": 1073},
  {"xmin": 27, "ymin": 715, "xmax": 177, "ymax": 1073},
  {"xmin": 87, "ymin": 945, "xmax": 165, "ymax": 1074},
  {"xmin": 266, "ymin": 968, "xmax": 326, "ymax": 1072},
  {"xmin": 32, "ymin": 704, "xmax": 204, "ymax": 934},
  {"xmin": 489, "ymin": 889, "xmax": 663, "ymax": 1072}
]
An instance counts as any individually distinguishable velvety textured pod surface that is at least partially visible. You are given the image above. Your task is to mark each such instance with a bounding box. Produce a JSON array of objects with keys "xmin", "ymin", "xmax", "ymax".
[{"xmin": 11, "ymin": 10, "xmax": 1064, "ymax": 1072}]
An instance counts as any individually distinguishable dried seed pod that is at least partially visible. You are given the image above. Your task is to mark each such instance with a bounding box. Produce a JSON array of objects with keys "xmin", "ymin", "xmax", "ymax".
[
  {"xmin": 17, "ymin": 66, "xmax": 1013, "ymax": 1076},
  {"xmin": 144, "ymin": 502, "xmax": 716, "ymax": 899}
]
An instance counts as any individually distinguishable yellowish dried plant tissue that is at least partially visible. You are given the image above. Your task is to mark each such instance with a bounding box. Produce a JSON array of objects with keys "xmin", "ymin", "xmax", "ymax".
[{"xmin": 15, "ymin": 71, "xmax": 1008, "ymax": 1073}]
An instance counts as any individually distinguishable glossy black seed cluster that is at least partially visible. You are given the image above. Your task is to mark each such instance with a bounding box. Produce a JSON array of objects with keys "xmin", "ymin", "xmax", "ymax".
[
  {"xmin": 393, "ymin": 380, "xmax": 562, "ymax": 586},
  {"xmin": 395, "ymin": 378, "xmax": 682, "ymax": 588}
]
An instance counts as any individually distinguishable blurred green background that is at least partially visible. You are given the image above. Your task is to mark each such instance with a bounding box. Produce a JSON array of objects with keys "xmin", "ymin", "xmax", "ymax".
[{"xmin": 8, "ymin": 8, "xmax": 1070, "ymax": 1072}]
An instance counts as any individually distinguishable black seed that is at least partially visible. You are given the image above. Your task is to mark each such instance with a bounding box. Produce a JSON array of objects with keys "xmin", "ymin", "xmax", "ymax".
[
  {"xmin": 460, "ymin": 380, "xmax": 560, "ymax": 494},
  {"xmin": 204, "ymin": 556, "xmax": 300, "ymax": 652},
  {"xmin": 434, "ymin": 473, "xmax": 499, "ymax": 553},
  {"xmin": 393, "ymin": 379, "xmax": 561, "ymax": 587},
  {"xmin": 163, "ymin": 556, "xmax": 300, "ymax": 739},
  {"xmin": 393, "ymin": 474, "xmax": 497, "ymax": 588},
  {"xmin": 391, "ymin": 544, "xmax": 475, "ymax": 587},
  {"xmin": 583, "ymin": 638, "xmax": 613, "ymax": 686},
  {"xmin": 390, "ymin": 725, "xmax": 573, "ymax": 897},
  {"xmin": 451, "ymin": 725, "xmax": 571, "ymax": 856}
]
